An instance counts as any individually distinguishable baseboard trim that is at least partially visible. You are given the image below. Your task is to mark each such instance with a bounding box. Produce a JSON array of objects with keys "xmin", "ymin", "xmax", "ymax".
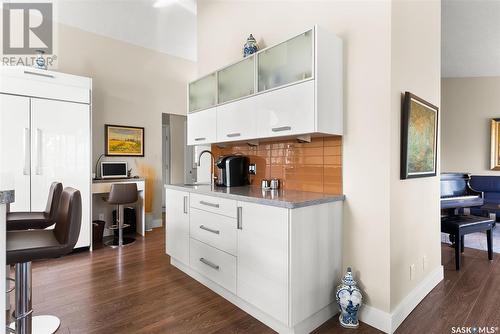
[
  {"xmin": 359, "ymin": 265, "xmax": 444, "ymax": 333},
  {"xmin": 390, "ymin": 265, "xmax": 444, "ymax": 332},
  {"xmin": 171, "ymin": 258, "xmax": 338, "ymax": 334}
]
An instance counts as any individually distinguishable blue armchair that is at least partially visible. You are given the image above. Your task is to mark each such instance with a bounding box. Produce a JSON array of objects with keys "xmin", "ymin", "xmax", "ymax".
[{"xmin": 469, "ymin": 175, "xmax": 500, "ymax": 220}]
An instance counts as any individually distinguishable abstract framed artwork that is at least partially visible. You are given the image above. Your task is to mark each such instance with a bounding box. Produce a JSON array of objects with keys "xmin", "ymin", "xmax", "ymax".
[
  {"xmin": 490, "ymin": 118, "xmax": 500, "ymax": 170},
  {"xmin": 401, "ymin": 92, "xmax": 438, "ymax": 179},
  {"xmin": 105, "ymin": 124, "xmax": 144, "ymax": 157}
]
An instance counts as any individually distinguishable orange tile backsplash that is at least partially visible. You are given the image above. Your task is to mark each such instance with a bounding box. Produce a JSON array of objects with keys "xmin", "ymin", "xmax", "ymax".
[{"xmin": 211, "ymin": 136, "xmax": 342, "ymax": 194}]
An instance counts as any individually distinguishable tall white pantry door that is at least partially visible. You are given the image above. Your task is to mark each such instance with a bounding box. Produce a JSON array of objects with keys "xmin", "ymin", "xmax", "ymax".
[
  {"xmin": 30, "ymin": 98, "xmax": 91, "ymax": 248},
  {"xmin": 0, "ymin": 94, "xmax": 31, "ymax": 211}
]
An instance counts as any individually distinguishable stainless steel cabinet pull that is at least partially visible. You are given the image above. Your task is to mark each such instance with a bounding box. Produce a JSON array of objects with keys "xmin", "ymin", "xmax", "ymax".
[
  {"xmin": 199, "ymin": 225, "xmax": 220, "ymax": 235},
  {"xmin": 194, "ymin": 137, "xmax": 206, "ymax": 141},
  {"xmin": 183, "ymin": 196, "xmax": 188, "ymax": 214},
  {"xmin": 227, "ymin": 133, "xmax": 241, "ymax": 138},
  {"xmin": 199, "ymin": 200, "xmax": 219, "ymax": 208},
  {"xmin": 35, "ymin": 128, "xmax": 42, "ymax": 175},
  {"xmin": 237, "ymin": 206, "xmax": 242, "ymax": 230},
  {"xmin": 272, "ymin": 126, "xmax": 292, "ymax": 132},
  {"xmin": 23, "ymin": 128, "xmax": 30, "ymax": 175},
  {"xmin": 199, "ymin": 258, "xmax": 219, "ymax": 270},
  {"xmin": 24, "ymin": 70, "xmax": 55, "ymax": 78}
]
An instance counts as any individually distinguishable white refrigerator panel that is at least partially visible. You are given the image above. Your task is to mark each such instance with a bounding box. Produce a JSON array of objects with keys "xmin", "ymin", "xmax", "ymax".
[
  {"xmin": 30, "ymin": 98, "xmax": 91, "ymax": 248},
  {"xmin": 0, "ymin": 94, "xmax": 31, "ymax": 211}
]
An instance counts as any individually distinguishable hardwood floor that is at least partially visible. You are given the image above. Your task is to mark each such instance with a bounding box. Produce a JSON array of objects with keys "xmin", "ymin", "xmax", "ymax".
[{"xmin": 12, "ymin": 228, "xmax": 500, "ymax": 334}]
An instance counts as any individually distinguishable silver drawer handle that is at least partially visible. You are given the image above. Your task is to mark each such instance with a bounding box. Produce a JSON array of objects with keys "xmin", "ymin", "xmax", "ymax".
[
  {"xmin": 24, "ymin": 70, "xmax": 54, "ymax": 78},
  {"xmin": 199, "ymin": 200, "xmax": 219, "ymax": 208},
  {"xmin": 199, "ymin": 225, "xmax": 220, "ymax": 234},
  {"xmin": 200, "ymin": 258, "xmax": 219, "ymax": 270},
  {"xmin": 227, "ymin": 133, "xmax": 241, "ymax": 138},
  {"xmin": 272, "ymin": 126, "xmax": 291, "ymax": 132},
  {"xmin": 237, "ymin": 206, "xmax": 242, "ymax": 230},
  {"xmin": 194, "ymin": 137, "xmax": 206, "ymax": 141}
]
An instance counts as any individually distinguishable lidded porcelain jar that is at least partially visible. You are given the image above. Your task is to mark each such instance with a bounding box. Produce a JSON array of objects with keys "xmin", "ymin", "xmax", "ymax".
[
  {"xmin": 243, "ymin": 34, "xmax": 258, "ymax": 57},
  {"xmin": 336, "ymin": 267, "xmax": 363, "ymax": 328}
]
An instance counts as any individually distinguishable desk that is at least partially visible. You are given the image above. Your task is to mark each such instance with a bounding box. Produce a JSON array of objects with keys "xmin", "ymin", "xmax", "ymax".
[{"xmin": 92, "ymin": 178, "xmax": 145, "ymax": 236}]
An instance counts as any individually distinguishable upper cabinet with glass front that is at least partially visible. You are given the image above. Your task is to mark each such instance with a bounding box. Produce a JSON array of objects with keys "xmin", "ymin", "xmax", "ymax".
[
  {"xmin": 187, "ymin": 26, "xmax": 343, "ymax": 144},
  {"xmin": 258, "ymin": 29, "xmax": 313, "ymax": 92},
  {"xmin": 218, "ymin": 55, "xmax": 255, "ymax": 104},
  {"xmin": 188, "ymin": 73, "xmax": 217, "ymax": 113}
]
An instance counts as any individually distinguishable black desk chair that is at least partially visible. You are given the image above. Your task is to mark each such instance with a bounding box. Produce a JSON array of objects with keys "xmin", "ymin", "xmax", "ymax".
[
  {"xmin": 7, "ymin": 187, "xmax": 82, "ymax": 334},
  {"xmin": 7, "ymin": 182, "xmax": 63, "ymax": 231},
  {"xmin": 104, "ymin": 183, "xmax": 137, "ymax": 247}
]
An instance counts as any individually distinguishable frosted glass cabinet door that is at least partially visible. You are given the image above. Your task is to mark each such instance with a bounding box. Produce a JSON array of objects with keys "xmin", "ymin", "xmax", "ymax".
[
  {"xmin": 218, "ymin": 56, "xmax": 255, "ymax": 104},
  {"xmin": 189, "ymin": 73, "xmax": 217, "ymax": 113},
  {"xmin": 258, "ymin": 29, "xmax": 314, "ymax": 92}
]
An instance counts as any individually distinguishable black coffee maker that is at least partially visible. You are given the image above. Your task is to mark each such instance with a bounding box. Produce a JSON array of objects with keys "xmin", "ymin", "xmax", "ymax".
[{"xmin": 215, "ymin": 155, "xmax": 250, "ymax": 187}]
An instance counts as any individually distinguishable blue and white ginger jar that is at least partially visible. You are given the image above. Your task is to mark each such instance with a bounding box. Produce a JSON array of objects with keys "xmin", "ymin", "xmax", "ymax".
[
  {"xmin": 243, "ymin": 34, "xmax": 258, "ymax": 57},
  {"xmin": 336, "ymin": 267, "xmax": 363, "ymax": 328}
]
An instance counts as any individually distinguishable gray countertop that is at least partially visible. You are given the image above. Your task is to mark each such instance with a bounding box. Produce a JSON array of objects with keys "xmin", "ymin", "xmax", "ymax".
[
  {"xmin": 0, "ymin": 190, "xmax": 15, "ymax": 204},
  {"xmin": 165, "ymin": 184, "xmax": 344, "ymax": 209}
]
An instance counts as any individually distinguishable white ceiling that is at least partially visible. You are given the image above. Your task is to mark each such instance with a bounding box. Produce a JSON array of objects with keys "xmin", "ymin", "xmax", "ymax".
[
  {"xmin": 53, "ymin": 0, "xmax": 197, "ymax": 61},
  {"xmin": 442, "ymin": 0, "xmax": 500, "ymax": 78}
]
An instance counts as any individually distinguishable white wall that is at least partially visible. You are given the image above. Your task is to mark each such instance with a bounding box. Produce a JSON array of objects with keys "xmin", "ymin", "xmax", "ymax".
[
  {"xmin": 56, "ymin": 23, "xmax": 196, "ymax": 225},
  {"xmin": 390, "ymin": 0, "xmax": 442, "ymax": 315},
  {"xmin": 198, "ymin": 0, "xmax": 393, "ymax": 313},
  {"xmin": 442, "ymin": 77, "xmax": 500, "ymax": 174},
  {"xmin": 197, "ymin": 1, "xmax": 442, "ymax": 331}
]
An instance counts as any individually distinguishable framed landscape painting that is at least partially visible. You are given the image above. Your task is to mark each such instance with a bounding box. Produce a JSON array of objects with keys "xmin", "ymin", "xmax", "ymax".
[
  {"xmin": 401, "ymin": 92, "xmax": 438, "ymax": 179},
  {"xmin": 105, "ymin": 124, "xmax": 144, "ymax": 157},
  {"xmin": 490, "ymin": 118, "xmax": 500, "ymax": 170}
]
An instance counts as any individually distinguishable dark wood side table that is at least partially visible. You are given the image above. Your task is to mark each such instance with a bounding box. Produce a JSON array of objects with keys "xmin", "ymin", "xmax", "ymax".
[{"xmin": 441, "ymin": 215, "xmax": 494, "ymax": 270}]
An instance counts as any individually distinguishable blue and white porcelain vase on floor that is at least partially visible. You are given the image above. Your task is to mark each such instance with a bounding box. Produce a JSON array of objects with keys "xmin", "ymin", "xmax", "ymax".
[{"xmin": 336, "ymin": 267, "xmax": 363, "ymax": 328}]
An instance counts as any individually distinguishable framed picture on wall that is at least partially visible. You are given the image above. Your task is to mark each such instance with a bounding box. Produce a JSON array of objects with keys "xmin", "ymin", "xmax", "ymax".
[
  {"xmin": 490, "ymin": 118, "xmax": 500, "ymax": 170},
  {"xmin": 401, "ymin": 92, "xmax": 439, "ymax": 179},
  {"xmin": 105, "ymin": 124, "xmax": 145, "ymax": 157}
]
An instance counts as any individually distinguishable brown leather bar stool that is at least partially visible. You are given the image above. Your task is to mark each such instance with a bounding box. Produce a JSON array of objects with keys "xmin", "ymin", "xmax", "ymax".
[
  {"xmin": 104, "ymin": 183, "xmax": 137, "ymax": 247},
  {"xmin": 6, "ymin": 187, "xmax": 82, "ymax": 334},
  {"xmin": 7, "ymin": 182, "xmax": 63, "ymax": 231}
]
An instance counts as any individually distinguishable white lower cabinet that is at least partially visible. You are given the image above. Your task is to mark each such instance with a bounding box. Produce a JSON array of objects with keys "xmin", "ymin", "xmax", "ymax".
[
  {"xmin": 165, "ymin": 189, "xmax": 190, "ymax": 265},
  {"xmin": 166, "ymin": 188, "xmax": 342, "ymax": 334},
  {"xmin": 189, "ymin": 238, "xmax": 237, "ymax": 294},
  {"xmin": 236, "ymin": 201, "xmax": 289, "ymax": 324}
]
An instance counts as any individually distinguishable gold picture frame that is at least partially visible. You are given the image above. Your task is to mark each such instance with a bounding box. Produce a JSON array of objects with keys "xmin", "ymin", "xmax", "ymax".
[
  {"xmin": 105, "ymin": 124, "xmax": 144, "ymax": 157},
  {"xmin": 490, "ymin": 118, "xmax": 500, "ymax": 170}
]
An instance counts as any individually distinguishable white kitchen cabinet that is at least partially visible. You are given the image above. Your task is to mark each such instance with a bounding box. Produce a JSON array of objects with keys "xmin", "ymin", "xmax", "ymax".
[
  {"xmin": 257, "ymin": 29, "xmax": 313, "ymax": 92},
  {"xmin": 189, "ymin": 73, "xmax": 217, "ymax": 113},
  {"xmin": 190, "ymin": 208, "xmax": 237, "ymax": 255},
  {"xmin": 255, "ymin": 80, "xmax": 315, "ymax": 138},
  {"xmin": 0, "ymin": 67, "xmax": 92, "ymax": 249},
  {"xmin": 0, "ymin": 95, "xmax": 31, "ymax": 212},
  {"xmin": 187, "ymin": 107, "xmax": 217, "ymax": 145},
  {"xmin": 187, "ymin": 25, "xmax": 343, "ymax": 145},
  {"xmin": 216, "ymin": 97, "xmax": 258, "ymax": 142},
  {"xmin": 165, "ymin": 189, "xmax": 190, "ymax": 265},
  {"xmin": 218, "ymin": 55, "xmax": 255, "ymax": 104},
  {"xmin": 30, "ymin": 98, "xmax": 91, "ymax": 248},
  {"xmin": 236, "ymin": 202, "xmax": 289, "ymax": 324}
]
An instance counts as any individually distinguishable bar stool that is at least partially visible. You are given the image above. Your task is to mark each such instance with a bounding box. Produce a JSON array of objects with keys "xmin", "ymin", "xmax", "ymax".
[
  {"xmin": 104, "ymin": 183, "xmax": 137, "ymax": 247},
  {"xmin": 7, "ymin": 182, "xmax": 63, "ymax": 231},
  {"xmin": 6, "ymin": 187, "xmax": 82, "ymax": 334}
]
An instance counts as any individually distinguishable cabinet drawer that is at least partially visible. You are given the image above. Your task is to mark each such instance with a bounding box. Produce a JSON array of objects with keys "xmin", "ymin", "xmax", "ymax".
[
  {"xmin": 190, "ymin": 238, "xmax": 237, "ymax": 294},
  {"xmin": 190, "ymin": 193, "xmax": 237, "ymax": 218},
  {"xmin": 190, "ymin": 208, "xmax": 237, "ymax": 255}
]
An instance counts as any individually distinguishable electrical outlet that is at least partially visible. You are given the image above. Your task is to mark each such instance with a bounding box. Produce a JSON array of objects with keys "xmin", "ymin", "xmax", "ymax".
[
  {"xmin": 98, "ymin": 213, "xmax": 105, "ymax": 221},
  {"xmin": 423, "ymin": 255, "xmax": 428, "ymax": 271},
  {"xmin": 410, "ymin": 264, "xmax": 416, "ymax": 281}
]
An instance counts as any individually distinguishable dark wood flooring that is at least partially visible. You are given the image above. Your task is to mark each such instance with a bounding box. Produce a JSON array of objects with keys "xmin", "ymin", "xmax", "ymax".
[{"xmin": 13, "ymin": 228, "xmax": 500, "ymax": 333}]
